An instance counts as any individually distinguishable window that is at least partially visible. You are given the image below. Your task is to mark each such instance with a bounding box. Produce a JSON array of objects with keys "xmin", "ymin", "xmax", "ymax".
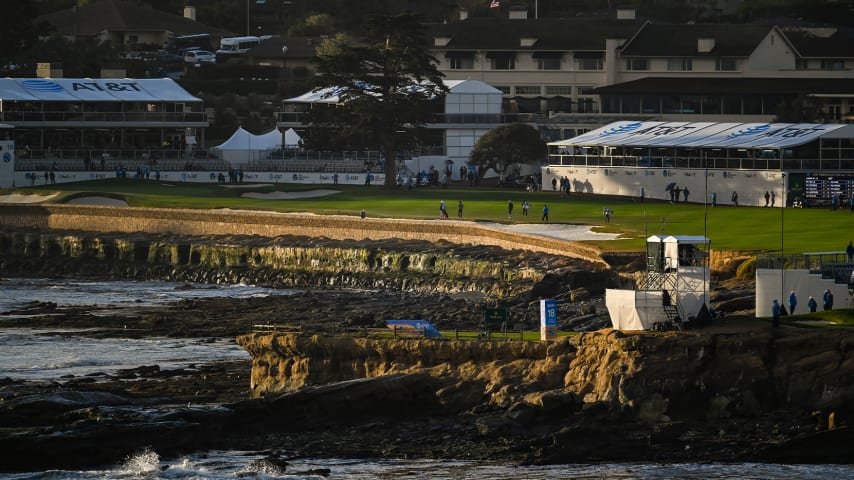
[
  {"xmin": 715, "ymin": 58, "xmax": 736, "ymax": 71},
  {"xmin": 576, "ymin": 57, "xmax": 603, "ymax": 70},
  {"xmin": 537, "ymin": 57, "xmax": 561, "ymax": 70},
  {"xmin": 545, "ymin": 86, "xmax": 572, "ymax": 95},
  {"xmin": 449, "ymin": 55, "xmax": 474, "ymax": 69},
  {"xmin": 667, "ymin": 58, "xmax": 692, "ymax": 71},
  {"xmin": 577, "ymin": 85, "xmax": 595, "ymax": 95},
  {"xmin": 577, "ymin": 98, "xmax": 598, "ymax": 113},
  {"xmin": 486, "ymin": 52, "xmax": 515, "ymax": 70},
  {"xmin": 515, "ymin": 86, "xmax": 541, "ymax": 95},
  {"xmin": 625, "ymin": 58, "xmax": 648, "ymax": 71},
  {"xmin": 795, "ymin": 59, "xmax": 810, "ymax": 70}
]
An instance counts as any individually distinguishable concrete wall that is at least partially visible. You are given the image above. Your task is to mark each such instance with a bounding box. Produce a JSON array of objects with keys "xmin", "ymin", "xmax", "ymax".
[{"xmin": 755, "ymin": 268, "xmax": 850, "ymax": 317}]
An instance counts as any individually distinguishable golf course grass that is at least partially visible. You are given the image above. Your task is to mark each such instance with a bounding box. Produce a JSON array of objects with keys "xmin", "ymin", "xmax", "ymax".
[{"xmin": 5, "ymin": 178, "xmax": 854, "ymax": 254}]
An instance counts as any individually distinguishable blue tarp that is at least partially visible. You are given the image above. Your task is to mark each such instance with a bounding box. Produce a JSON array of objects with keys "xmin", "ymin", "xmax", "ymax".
[{"xmin": 386, "ymin": 320, "xmax": 444, "ymax": 338}]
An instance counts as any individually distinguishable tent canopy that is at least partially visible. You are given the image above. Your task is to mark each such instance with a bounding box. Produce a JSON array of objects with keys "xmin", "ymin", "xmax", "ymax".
[
  {"xmin": 549, "ymin": 121, "xmax": 848, "ymax": 150},
  {"xmin": 0, "ymin": 78, "xmax": 200, "ymax": 102},
  {"xmin": 214, "ymin": 127, "xmax": 302, "ymax": 151}
]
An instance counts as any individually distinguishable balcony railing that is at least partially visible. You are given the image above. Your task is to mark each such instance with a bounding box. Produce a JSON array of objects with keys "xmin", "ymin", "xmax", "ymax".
[{"xmin": 0, "ymin": 111, "xmax": 207, "ymax": 123}]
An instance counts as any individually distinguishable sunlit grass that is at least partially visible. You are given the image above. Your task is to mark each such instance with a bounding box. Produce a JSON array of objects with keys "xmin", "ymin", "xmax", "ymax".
[{"xmin": 8, "ymin": 178, "xmax": 854, "ymax": 254}]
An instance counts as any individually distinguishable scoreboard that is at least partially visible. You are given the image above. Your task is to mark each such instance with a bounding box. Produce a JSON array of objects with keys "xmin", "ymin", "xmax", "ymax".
[{"xmin": 804, "ymin": 175, "xmax": 854, "ymax": 206}]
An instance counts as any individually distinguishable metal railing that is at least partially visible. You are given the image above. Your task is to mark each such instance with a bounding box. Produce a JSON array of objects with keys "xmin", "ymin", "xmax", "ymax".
[{"xmin": 1, "ymin": 111, "xmax": 207, "ymax": 123}]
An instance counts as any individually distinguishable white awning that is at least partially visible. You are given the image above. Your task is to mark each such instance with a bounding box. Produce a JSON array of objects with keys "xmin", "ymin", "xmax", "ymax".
[
  {"xmin": 550, "ymin": 121, "xmax": 848, "ymax": 150},
  {"xmin": 0, "ymin": 78, "xmax": 201, "ymax": 102}
]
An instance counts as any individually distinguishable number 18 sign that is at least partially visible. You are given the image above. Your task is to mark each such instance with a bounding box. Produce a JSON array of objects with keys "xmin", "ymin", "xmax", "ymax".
[{"xmin": 540, "ymin": 299, "xmax": 557, "ymax": 340}]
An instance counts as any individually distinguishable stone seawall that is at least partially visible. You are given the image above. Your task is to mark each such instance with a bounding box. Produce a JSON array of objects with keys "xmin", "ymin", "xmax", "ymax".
[
  {"xmin": 237, "ymin": 327, "xmax": 854, "ymax": 424},
  {"xmin": 0, "ymin": 205, "xmax": 607, "ymax": 266}
]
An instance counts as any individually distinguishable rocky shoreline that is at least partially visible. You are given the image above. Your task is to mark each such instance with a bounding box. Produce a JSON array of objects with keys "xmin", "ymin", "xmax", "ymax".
[{"xmin": 2, "ymin": 229, "xmax": 852, "ymax": 472}]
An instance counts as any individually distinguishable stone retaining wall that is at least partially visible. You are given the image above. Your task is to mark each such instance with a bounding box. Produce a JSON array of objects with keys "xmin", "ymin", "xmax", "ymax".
[{"xmin": 0, "ymin": 205, "xmax": 607, "ymax": 266}]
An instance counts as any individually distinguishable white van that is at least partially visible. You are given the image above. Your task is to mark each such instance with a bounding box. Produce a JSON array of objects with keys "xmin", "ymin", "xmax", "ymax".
[{"xmin": 216, "ymin": 36, "xmax": 270, "ymax": 56}]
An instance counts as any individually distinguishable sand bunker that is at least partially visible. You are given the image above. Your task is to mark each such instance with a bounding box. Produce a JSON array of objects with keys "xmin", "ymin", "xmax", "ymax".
[
  {"xmin": 479, "ymin": 222, "xmax": 619, "ymax": 242},
  {"xmin": 241, "ymin": 189, "xmax": 341, "ymax": 200},
  {"xmin": 66, "ymin": 196, "xmax": 129, "ymax": 206},
  {"xmin": 0, "ymin": 193, "xmax": 60, "ymax": 204}
]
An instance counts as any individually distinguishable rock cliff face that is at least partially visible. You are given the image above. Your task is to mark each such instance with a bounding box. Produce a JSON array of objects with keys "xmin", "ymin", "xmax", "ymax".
[
  {"xmin": 0, "ymin": 230, "xmax": 611, "ymax": 299},
  {"xmin": 237, "ymin": 326, "xmax": 854, "ymax": 432}
]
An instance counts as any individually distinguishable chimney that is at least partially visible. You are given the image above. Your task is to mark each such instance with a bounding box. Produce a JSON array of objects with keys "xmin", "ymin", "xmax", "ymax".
[
  {"xmin": 616, "ymin": 8, "xmax": 636, "ymax": 20},
  {"xmin": 184, "ymin": 5, "xmax": 197, "ymax": 21},
  {"xmin": 459, "ymin": 8, "xmax": 468, "ymax": 21},
  {"xmin": 509, "ymin": 7, "xmax": 528, "ymax": 20},
  {"xmin": 697, "ymin": 37, "xmax": 715, "ymax": 53}
]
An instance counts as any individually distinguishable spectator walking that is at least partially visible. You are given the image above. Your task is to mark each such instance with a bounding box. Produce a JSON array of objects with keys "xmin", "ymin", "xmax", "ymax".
[
  {"xmin": 711, "ymin": 191, "xmax": 717, "ymax": 207},
  {"xmin": 640, "ymin": 187, "xmax": 645, "ymax": 203},
  {"xmin": 457, "ymin": 201, "xmax": 463, "ymax": 219},
  {"xmin": 847, "ymin": 241, "xmax": 854, "ymax": 263},
  {"xmin": 788, "ymin": 291, "xmax": 797, "ymax": 315},
  {"xmin": 731, "ymin": 191, "xmax": 738, "ymax": 206},
  {"xmin": 522, "ymin": 200, "xmax": 530, "ymax": 217},
  {"xmin": 683, "ymin": 187, "xmax": 690, "ymax": 202},
  {"xmin": 764, "ymin": 191, "xmax": 770, "ymax": 207},
  {"xmin": 439, "ymin": 200, "xmax": 448, "ymax": 219},
  {"xmin": 807, "ymin": 296, "xmax": 818, "ymax": 313},
  {"xmin": 541, "ymin": 204, "xmax": 550, "ymax": 222},
  {"xmin": 772, "ymin": 299, "xmax": 781, "ymax": 328},
  {"xmin": 507, "ymin": 200, "xmax": 514, "ymax": 219},
  {"xmin": 771, "ymin": 191, "xmax": 776, "ymax": 206},
  {"xmin": 823, "ymin": 289, "xmax": 834, "ymax": 311},
  {"xmin": 603, "ymin": 207, "xmax": 612, "ymax": 224}
]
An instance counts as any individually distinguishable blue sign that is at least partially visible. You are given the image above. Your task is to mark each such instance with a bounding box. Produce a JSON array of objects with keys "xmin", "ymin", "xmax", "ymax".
[{"xmin": 540, "ymin": 299, "xmax": 557, "ymax": 327}]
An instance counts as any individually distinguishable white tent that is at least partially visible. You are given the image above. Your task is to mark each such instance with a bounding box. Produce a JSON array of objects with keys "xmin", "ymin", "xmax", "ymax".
[
  {"xmin": 255, "ymin": 128, "xmax": 302, "ymax": 150},
  {"xmin": 212, "ymin": 127, "xmax": 273, "ymax": 163},
  {"xmin": 283, "ymin": 128, "xmax": 302, "ymax": 148}
]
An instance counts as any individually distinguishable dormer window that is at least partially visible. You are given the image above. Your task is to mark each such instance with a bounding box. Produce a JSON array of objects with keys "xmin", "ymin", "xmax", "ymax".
[
  {"xmin": 434, "ymin": 36, "xmax": 451, "ymax": 47},
  {"xmin": 520, "ymin": 37, "xmax": 538, "ymax": 47}
]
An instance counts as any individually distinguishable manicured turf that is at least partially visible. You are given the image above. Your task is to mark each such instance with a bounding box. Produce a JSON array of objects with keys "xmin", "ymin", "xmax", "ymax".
[{"xmin": 7, "ymin": 178, "xmax": 854, "ymax": 254}]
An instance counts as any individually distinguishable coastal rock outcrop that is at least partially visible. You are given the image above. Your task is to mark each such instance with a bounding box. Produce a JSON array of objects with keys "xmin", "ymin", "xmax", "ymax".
[{"xmin": 235, "ymin": 326, "xmax": 854, "ymax": 463}]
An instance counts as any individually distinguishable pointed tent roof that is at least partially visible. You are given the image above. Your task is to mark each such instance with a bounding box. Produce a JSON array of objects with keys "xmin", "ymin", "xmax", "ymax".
[
  {"xmin": 212, "ymin": 127, "xmax": 253, "ymax": 151},
  {"xmin": 213, "ymin": 127, "xmax": 302, "ymax": 151},
  {"xmin": 256, "ymin": 128, "xmax": 284, "ymax": 149},
  {"xmin": 284, "ymin": 128, "xmax": 301, "ymax": 146}
]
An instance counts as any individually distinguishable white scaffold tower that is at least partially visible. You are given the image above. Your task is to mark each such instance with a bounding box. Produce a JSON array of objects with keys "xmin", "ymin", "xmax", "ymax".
[{"xmin": 606, "ymin": 235, "xmax": 712, "ymax": 330}]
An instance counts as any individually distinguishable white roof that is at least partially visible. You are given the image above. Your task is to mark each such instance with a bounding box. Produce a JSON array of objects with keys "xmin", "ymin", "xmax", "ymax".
[
  {"xmin": 648, "ymin": 235, "xmax": 710, "ymax": 245},
  {"xmin": 284, "ymin": 79, "xmax": 500, "ymax": 104},
  {"xmin": 0, "ymin": 78, "xmax": 201, "ymax": 102},
  {"xmin": 550, "ymin": 121, "xmax": 847, "ymax": 150}
]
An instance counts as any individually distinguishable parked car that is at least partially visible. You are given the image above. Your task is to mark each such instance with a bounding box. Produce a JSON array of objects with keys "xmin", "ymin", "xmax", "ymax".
[{"xmin": 184, "ymin": 50, "xmax": 216, "ymax": 63}]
